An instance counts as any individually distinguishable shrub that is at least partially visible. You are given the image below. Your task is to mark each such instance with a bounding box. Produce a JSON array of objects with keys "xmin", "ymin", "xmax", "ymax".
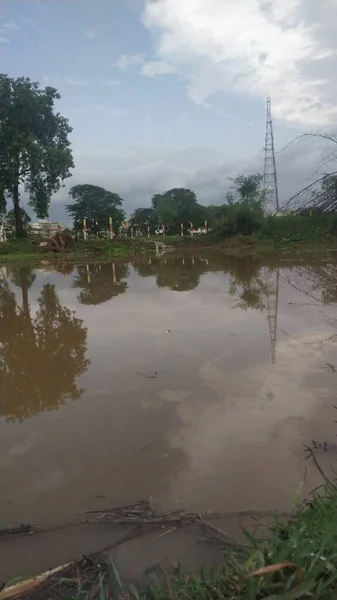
[
  {"xmin": 214, "ymin": 202, "xmax": 264, "ymax": 237},
  {"xmin": 260, "ymin": 213, "xmax": 337, "ymax": 244}
]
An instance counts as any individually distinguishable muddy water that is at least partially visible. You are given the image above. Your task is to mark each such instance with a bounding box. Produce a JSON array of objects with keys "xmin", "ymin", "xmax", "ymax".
[{"xmin": 1, "ymin": 254, "xmax": 337, "ymax": 529}]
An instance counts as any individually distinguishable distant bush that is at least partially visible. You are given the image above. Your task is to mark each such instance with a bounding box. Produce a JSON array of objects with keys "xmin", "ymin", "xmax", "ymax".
[
  {"xmin": 214, "ymin": 202, "xmax": 264, "ymax": 237},
  {"xmin": 260, "ymin": 213, "xmax": 337, "ymax": 244},
  {"xmin": 0, "ymin": 238, "xmax": 34, "ymax": 255}
]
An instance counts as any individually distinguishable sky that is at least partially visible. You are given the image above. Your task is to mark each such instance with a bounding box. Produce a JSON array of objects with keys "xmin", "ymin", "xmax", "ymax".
[{"xmin": 1, "ymin": 0, "xmax": 337, "ymax": 221}]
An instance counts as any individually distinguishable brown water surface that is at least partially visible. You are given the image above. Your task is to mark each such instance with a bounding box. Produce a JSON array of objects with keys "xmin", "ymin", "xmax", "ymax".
[{"xmin": 1, "ymin": 253, "xmax": 337, "ymax": 528}]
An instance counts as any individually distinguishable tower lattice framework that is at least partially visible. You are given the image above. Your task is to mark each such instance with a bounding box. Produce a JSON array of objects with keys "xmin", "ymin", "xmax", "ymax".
[{"xmin": 263, "ymin": 97, "xmax": 279, "ymax": 212}]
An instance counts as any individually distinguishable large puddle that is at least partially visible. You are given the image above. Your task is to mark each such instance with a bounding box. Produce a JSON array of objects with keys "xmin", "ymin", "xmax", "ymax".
[{"xmin": 1, "ymin": 253, "xmax": 337, "ymax": 529}]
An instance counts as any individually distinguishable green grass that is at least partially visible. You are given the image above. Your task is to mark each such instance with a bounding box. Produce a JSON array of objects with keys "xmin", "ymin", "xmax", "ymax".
[
  {"xmin": 0, "ymin": 237, "xmax": 156, "ymax": 264},
  {"xmin": 256, "ymin": 214, "xmax": 337, "ymax": 252},
  {"xmin": 105, "ymin": 479, "xmax": 337, "ymax": 598},
  {"xmin": 155, "ymin": 216, "xmax": 337, "ymax": 254},
  {"xmin": 67, "ymin": 238, "xmax": 155, "ymax": 260},
  {"xmin": 2, "ymin": 218, "xmax": 337, "ymax": 266}
]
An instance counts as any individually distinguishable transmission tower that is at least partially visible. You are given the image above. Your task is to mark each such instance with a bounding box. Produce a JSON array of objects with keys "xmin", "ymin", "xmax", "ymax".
[
  {"xmin": 263, "ymin": 267, "xmax": 280, "ymax": 364},
  {"xmin": 263, "ymin": 97, "xmax": 279, "ymax": 211}
]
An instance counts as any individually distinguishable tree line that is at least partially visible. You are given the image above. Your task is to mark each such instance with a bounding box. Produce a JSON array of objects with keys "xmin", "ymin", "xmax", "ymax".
[{"xmin": 1, "ymin": 73, "xmax": 336, "ymax": 239}]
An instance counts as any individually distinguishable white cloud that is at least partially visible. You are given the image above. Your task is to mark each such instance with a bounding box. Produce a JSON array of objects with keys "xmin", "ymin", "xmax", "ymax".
[
  {"xmin": 83, "ymin": 29, "xmax": 95, "ymax": 39},
  {"xmin": 81, "ymin": 104, "xmax": 106, "ymax": 112},
  {"xmin": 64, "ymin": 77, "xmax": 88, "ymax": 87},
  {"xmin": 0, "ymin": 19, "xmax": 20, "ymax": 42},
  {"xmin": 113, "ymin": 53, "xmax": 145, "ymax": 69},
  {"xmin": 110, "ymin": 109, "xmax": 125, "ymax": 117},
  {"xmin": 45, "ymin": 133, "xmax": 331, "ymax": 221},
  {"xmin": 140, "ymin": 60, "xmax": 177, "ymax": 77},
  {"xmin": 19, "ymin": 15, "xmax": 35, "ymax": 26},
  {"xmin": 142, "ymin": 0, "xmax": 337, "ymax": 125},
  {"xmin": 1, "ymin": 21, "xmax": 20, "ymax": 31},
  {"xmin": 100, "ymin": 77, "xmax": 121, "ymax": 87}
]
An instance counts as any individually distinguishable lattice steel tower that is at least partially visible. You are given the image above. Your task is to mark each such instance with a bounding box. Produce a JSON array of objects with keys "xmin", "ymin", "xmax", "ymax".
[{"xmin": 263, "ymin": 97, "xmax": 279, "ymax": 211}]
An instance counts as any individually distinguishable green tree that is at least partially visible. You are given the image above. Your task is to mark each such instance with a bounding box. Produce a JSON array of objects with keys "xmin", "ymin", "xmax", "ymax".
[
  {"xmin": 6, "ymin": 207, "xmax": 31, "ymax": 232},
  {"xmin": 0, "ymin": 275, "xmax": 90, "ymax": 422},
  {"xmin": 130, "ymin": 207, "xmax": 158, "ymax": 234},
  {"xmin": 66, "ymin": 184, "xmax": 125, "ymax": 235},
  {"xmin": 0, "ymin": 75, "xmax": 74, "ymax": 237},
  {"xmin": 151, "ymin": 188, "xmax": 206, "ymax": 234},
  {"xmin": 0, "ymin": 187, "xmax": 6, "ymax": 218},
  {"xmin": 216, "ymin": 203, "xmax": 264, "ymax": 236},
  {"xmin": 214, "ymin": 173, "xmax": 266, "ymax": 237},
  {"xmin": 226, "ymin": 173, "xmax": 266, "ymax": 207},
  {"xmin": 205, "ymin": 204, "xmax": 229, "ymax": 229}
]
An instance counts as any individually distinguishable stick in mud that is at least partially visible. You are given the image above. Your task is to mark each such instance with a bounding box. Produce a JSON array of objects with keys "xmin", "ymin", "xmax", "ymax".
[{"xmin": 0, "ymin": 501, "xmax": 291, "ymax": 542}]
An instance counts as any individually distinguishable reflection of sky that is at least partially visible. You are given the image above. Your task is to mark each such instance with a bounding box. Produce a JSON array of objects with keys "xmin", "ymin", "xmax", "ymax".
[{"xmin": 1, "ymin": 258, "xmax": 337, "ymax": 528}]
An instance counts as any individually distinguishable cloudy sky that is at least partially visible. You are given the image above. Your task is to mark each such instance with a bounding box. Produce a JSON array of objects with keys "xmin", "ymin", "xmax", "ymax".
[{"xmin": 1, "ymin": 0, "xmax": 337, "ymax": 220}]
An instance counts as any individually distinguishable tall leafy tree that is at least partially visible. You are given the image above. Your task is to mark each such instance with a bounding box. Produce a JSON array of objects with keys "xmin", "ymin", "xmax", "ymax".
[
  {"xmin": 212, "ymin": 173, "xmax": 267, "ymax": 237},
  {"xmin": 0, "ymin": 75, "xmax": 74, "ymax": 236},
  {"xmin": 151, "ymin": 188, "xmax": 206, "ymax": 234},
  {"xmin": 66, "ymin": 184, "xmax": 125, "ymax": 235},
  {"xmin": 130, "ymin": 207, "xmax": 158, "ymax": 234},
  {"xmin": 226, "ymin": 174, "xmax": 266, "ymax": 208},
  {"xmin": 6, "ymin": 207, "xmax": 31, "ymax": 232}
]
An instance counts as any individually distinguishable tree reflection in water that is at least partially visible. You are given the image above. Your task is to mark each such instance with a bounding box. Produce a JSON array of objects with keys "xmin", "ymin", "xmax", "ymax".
[
  {"xmin": 134, "ymin": 254, "xmax": 272, "ymax": 308},
  {"xmin": 0, "ymin": 267, "xmax": 90, "ymax": 422},
  {"xmin": 73, "ymin": 262, "xmax": 128, "ymax": 305}
]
